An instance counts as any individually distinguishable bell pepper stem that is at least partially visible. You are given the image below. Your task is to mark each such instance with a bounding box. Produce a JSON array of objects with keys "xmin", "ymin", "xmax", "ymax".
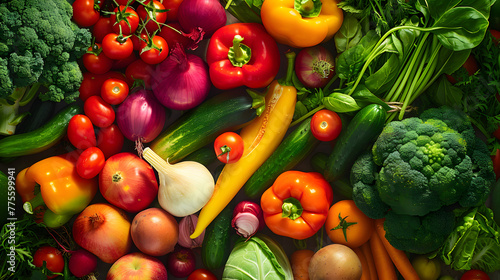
[
  {"xmin": 282, "ymin": 197, "xmax": 303, "ymax": 220},
  {"xmin": 246, "ymin": 89, "xmax": 266, "ymax": 116},
  {"xmin": 228, "ymin": 35, "xmax": 252, "ymax": 67},
  {"xmin": 23, "ymin": 192, "xmax": 45, "ymax": 214}
]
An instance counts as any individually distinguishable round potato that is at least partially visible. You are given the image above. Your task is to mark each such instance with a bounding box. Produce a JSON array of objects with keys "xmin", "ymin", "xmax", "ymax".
[{"xmin": 309, "ymin": 244, "xmax": 362, "ymax": 280}]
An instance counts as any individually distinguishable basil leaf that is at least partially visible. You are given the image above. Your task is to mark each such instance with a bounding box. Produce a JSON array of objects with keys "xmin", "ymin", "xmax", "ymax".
[{"xmin": 323, "ymin": 92, "xmax": 360, "ymax": 113}]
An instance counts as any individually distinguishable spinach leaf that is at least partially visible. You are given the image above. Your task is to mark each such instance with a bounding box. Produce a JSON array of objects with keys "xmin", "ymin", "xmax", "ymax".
[
  {"xmin": 437, "ymin": 47, "xmax": 471, "ymax": 75},
  {"xmin": 425, "ymin": 75, "xmax": 463, "ymax": 107},
  {"xmin": 337, "ymin": 30, "xmax": 380, "ymax": 82},
  {"xmin": 351, "ymin": 85, "xmax": 392, "ymax": 110},
  {"xmin": 365, "ymin": 54, "xmax": 401, "ymax": 95},
  {"xmin": 334, "ymin": 14, "xmax": 364, "ymax": 53}
]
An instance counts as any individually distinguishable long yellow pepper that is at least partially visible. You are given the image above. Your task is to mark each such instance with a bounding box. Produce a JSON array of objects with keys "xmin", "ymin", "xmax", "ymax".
[{"xmin": 191, "ymin": 52, "xmax": 297, "ymax": 238}]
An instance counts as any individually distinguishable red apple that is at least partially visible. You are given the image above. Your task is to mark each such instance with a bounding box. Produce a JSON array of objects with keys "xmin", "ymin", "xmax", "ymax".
[
  {"xmin": 99, "ymin": 152, "xmax": 159, "ymax": 212},
  {"xmin": 106, "ymin": 252, "xmax": 168, "ymax": 280}
]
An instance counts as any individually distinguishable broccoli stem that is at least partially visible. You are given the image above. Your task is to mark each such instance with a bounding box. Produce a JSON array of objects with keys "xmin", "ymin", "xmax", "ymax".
[{"xmin": 0, "ymin": 84, "xmax": 40, "ymax": 135}]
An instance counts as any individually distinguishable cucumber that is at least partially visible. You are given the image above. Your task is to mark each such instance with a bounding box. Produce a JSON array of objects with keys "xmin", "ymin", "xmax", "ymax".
[
  {"xmin": 0, "ymin": 104, "xmax": 82, "ymax": 158},
  {"xmin": 324, "ymin": 104, "xmax": 386, "ymax": 182},
  {"xmin": 244, "ymin": 116, "xmax": 319, "ymax": 198},
  {"xmin": 149, "ymin": 89, "xmax": 259, "ymax": 163},
  {"xmin": 16, "ymin": 99, "xmax": 57, "ymax": 134},
  {"xmin": 201, "ymin": 203, "xmax": 234, "ymax": 270},
  {"xmin": 310, "ymin": 152, "xmax": 353, "ymax": 199},
  {"xmin": 182, "ymin": 146, "xmax": 217, "ymax": 166}
]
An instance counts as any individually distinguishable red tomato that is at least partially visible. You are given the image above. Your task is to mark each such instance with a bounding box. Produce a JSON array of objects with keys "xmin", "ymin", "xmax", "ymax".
[
  {"xmin": 92, "ymin": 16, "xmax": 114, "ymax": 43},
  {"xmin": 158, "ymin": 22, "xmax": 192, "ymax": 50},
  {"xmin": 84, "ymin": 96, "xmax": 116, "ymax": 128},
  {"xmin": 214, "ymin": 132, "xmax": 244, "ymax": 164},
  {"xmin": 131, "ymin": 31, "xmax": 149, "ymax": 51},
  {"xmin": 77, "ymin": 147, "xmax": 106, "ymax": 179},
  {"xmin": 125, "ymin": 59, "xmax": 155, "ymax": 89},
  {"xmin": 82, "ymin": 43, "xmax": 114, "ymax": 74},
  {"xmin": 163, "ymin": 0, "xmax": 183, "ymax": 22},
  {"xmin": 72, "ymin": 0, "xmax": 101, "ymax": 27},
  {"xmin": 140, "ymin": 35, "xmax": 169, "ymax": 64},
  {"xmin": 101, "ymin": 78, "xmax": 129, "ymax": 105},
  {"xmin": 112, "ymin": 51, "xmax": 138, "ymax": 70},
  {"xmin": 110, "ymin": 5, "xmax": 139, "ymax": 35},
  {"xmin": 310, "ymin": 109, "xmax": 342, "ymax": 142},
  {"xmin": 68, "ymin": 114, "xmax": 97, "ymax": 150},
  {"xmin": 491, "ymin": 29, "xmax": 500, "ymax": 46},
  {"xmin": 79, "ymin": 71, "xmax": 129, "ymax": 102},
  {"xmin": 102, "ymin": 33, "xmax": 134, "ymax": 60},
  {"xmin": 460, "ymin": 269, "xmax": 490, "ymax": 280},
  {"xmin": 33, "ymin": 246, "xmax": 65, "ymax": 279},
  {"xmin": 137, "ymin": 0, "xmax": 168, "ymax": 33},
  {"xmin": 97, "ymin": 124, "xmax": 125, "ymax": 158},
  {"xmin": 446, "ymin": 54, "xmax": 479, "ymax": 84},
  {"xmin": 187, "ymin": 269, "xmax": 218, "ymax": 280}
]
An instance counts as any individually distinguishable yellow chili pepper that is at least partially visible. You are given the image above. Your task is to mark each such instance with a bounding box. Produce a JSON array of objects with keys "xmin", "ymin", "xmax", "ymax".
[
  {"xmin": 191, "ymin": 52, "xmax": 298, "ymax": 239},
  {"xmin": 261, "ymin": 0, "xmax": 344, "ymax": 48}
]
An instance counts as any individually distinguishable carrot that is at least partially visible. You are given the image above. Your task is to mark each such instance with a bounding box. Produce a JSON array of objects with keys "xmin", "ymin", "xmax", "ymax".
[
  {"xmin": 369, "ymin": 230, "xmax": 397, "ymax": 280},
  {"xmin": 291, "ymin": 249, "xmax": 315, "ymax": 280},
  {"xmin": 374, "ymin": 219, "xmax": 420, "ymax": 280},
  {"xmin": 353, "ymin": 246, "xmax": 371, "ymax": 280},
  {"xmin": 361, "ymin": 241, "xmax": 378, "ymax": 280}
]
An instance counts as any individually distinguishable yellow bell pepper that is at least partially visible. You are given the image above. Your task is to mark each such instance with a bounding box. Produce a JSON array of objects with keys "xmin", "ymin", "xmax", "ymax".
[
  {"xmin": 261, "ymin": 0, "xmax": 344, "ymax": 48},
  {"xmin": 191, "ymin": 52, "xmax": 298, "ymax": 239}
]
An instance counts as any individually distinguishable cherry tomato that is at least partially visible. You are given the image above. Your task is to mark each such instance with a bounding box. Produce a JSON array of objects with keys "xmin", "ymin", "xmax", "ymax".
[
  {"xmin": 187, "ymin": 268, "xmax": 218, "ymax": 280},
  {"xmin": 158, "ymin": 23, "xmax": 192, "ymax": 50},
  {"xmin": 131, "ymin": 31, "xmax": 149, "ymax": 51},
  {"xmin": 101, "ymin": 78, "xmax": 129, "ymax": 105},
  {"xmin": 137, "ymin": 0, "xmax": 168, "ymax": 33},
  {"xmin": 140, "ymin": 35, "xmax": 169, "ymax": 64},
  {"xmin": 446, "ymin": 54, "xmax": 479, "ymax": 84},
  {"xmin": 310, "ymin": 109, "xmax": 342, "ymax": 142},
  {"xmin": 33, "ymin": 246, "xmax": 65, "ymax": 279},
  {"xmin": 460, "ymin": 269, "xmax": 490, "ymax": 280},
  {"xmin": 79, "ymin": 71, "xmax": 129, "ymax": 102},
  {"xmin": 82, "ymin": 43, "xmax": 114, "ymax": 74},
  {"xmin": 214, "ymin": 132, "xmax": 244, "ymax": 164},
  {"xmin": 112, "ymin": 51, "xmax": 138, "ymax": 70},
  {"xmin": 77, "ymin": 147, "xmax": 106, "ymax": 179},
  {"xmin": 68, "ymin": 114, "xmax": 97, "ymax": 150},
  {"xmin": 125, "ymin": 59, "xmax": 155, "ymax": 89},
  {"xmin": 97, "ymin": 124, "xmax": 125, "ymax": 158},
  {"xmin": 92, "ymin": 16, "xmax": 114, "ymax": 43},
  {"xmin": 110, "ymin": 5, "xmax": 139, "ymax": 35},
  {"xmin": 163, "ymin": 0, "xmax": 183, "ymax": 22},
  {"xmin": 84, "ymin": 96, "xmax": 115, "ymax": 128},
  {"xmin": 72, "ymin": 0, "xmax": 101, "ymax": 27},
  {"xmin": 102, "ymin": 33, "xmax": 134, "ymax": 60}
]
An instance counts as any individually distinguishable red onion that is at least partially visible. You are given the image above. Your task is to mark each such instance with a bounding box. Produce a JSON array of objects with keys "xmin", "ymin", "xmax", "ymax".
[
  {"xmin": 116, "ymin": 89, "xmax": 166, "ymax": 152},
  {"xmin": 178, "ymin": 214, "xmax": 205, "ymax": 248},
  {"xmin": 151, "ymin": 45, "xmax": 211, "ymax": 111},
  {"xmin": 177, "ymin": 0, "xmax": 226, "ymax": 38},
  {"xmin": 166, "ymin": 246, "xmax": 196, "ymax": 278},
  {"xmin": 295, "ymin": 46, "xmax": 336, "ymax": 89},
  {"xmin": 232, "ymin": 201, "xmax": 265, "ymax": 239}
]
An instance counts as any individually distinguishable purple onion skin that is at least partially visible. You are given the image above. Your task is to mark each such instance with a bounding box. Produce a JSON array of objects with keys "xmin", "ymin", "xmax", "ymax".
[
  {"xmin": 177, "ymin": 0, "xmax": 227, "ymax": 38},
  {"xmin": 116, "ymin": 89, "xmax": 166, "ymax": 144},
  {"xmin": 295, "ymin": 46, "xmax": 336, "ymax": 89},
  {"xmin": 232, "ymin": 201, "xmax": 265, "ymax": 238}
]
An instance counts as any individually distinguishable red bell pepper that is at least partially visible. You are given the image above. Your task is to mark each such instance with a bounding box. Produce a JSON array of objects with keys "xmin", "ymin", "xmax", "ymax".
[{"xmin": 206, "ymin": 23, "xmax": 281, "ymax": 90}]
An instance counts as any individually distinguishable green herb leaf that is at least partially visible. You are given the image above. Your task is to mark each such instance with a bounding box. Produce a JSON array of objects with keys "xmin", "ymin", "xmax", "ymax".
[{"xmin": 323, "ymin": 92, "xmax": 361, "ymax": 113}]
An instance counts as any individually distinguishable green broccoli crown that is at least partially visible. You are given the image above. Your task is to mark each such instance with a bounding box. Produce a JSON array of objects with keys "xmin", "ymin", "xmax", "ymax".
[{"xmin": 0, "ymin": 0, "xmax": 91, "ymax": 101}]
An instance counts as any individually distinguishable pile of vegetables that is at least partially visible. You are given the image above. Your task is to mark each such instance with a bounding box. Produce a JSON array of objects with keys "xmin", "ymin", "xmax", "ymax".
[{"xmin": 1, "ymin": 0, "xmax": 500, "ymax": 279}]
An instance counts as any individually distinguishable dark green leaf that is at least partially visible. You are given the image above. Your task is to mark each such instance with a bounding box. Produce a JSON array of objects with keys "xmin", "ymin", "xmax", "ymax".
[
  {"xmin": 323, "ymin": 92, "xmax": 361, "ymax": 113},
  {"xmin": 437, "ymin": 47, "xmax": 471, "ymax": 76},
  {"xmin": 351, "ymin": 85, "xmax": 392, "ymax": 111},
  {"xmin": 293, "ymin": 101, "xmax": 309, "ymax": 121},
  {"xmin": 365, "ymin": 54, "xmax": 401, "ymax": 95},
  {"xmin": 337, "ymin": 30, "xmax": 380, "ymax": 82},
  {"xmin": 426, "ymin": 75, "xmax": 464, "ymax": 107},
  {"xmin": 334, "ymin": 14, "xmax": 363, "ymax": 53},
  {"xmin": 425, "ymin": 0, "xmax": 461, "ymax": 21}
]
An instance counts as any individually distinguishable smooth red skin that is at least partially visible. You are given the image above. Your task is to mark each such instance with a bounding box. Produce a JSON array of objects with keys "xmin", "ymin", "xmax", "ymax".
[
  {"xmin": 125, "ymin": 59, "xmax": 155, "ymax": 89},
  {"xmin": 83, "ymin": 44, "xmax": 114, "ymax": 75},
  {"xmin": 101, "ymin": 78, "xmax": 129, "ymax": 105},
  {"xmin": 158, "ymin": 22, "xmax": 192, "ymax": 50},
  {"xmin": 131, "ymin": 208, "xmax": 179, "ymax": 256},
  {"xmin": 111, "ymin": 51, "xmax": 138, "ymax": 70},
  {"xmin": 137, "ymin": 0, "xmax": 168, "ymax": 33},
  {"xmin": 68, "ymin": 114, "xmax": 97, "ymax": 150},
  {"xmin": 214, "ymin": 132, "xmax": 244, "ymax": 163},
  {"xmin": 110, "ymin": 6, "xmax": 139, "ymax": 35},
  {"xmin": 68, "ymin": 249, "xmax": 98, "ymax": 277},
  {"xmin": 33, "ymin": 246, "xmax": 65, "ymax": 279},
  {"xmin": 102, "ymin": 33, "xmax": 134, "ymax": 60},
  {"xmin": 310, "ymin": 109, "xmax": 342, "ymax": 142},
  {"xmin": 166, "ymin": 247, "xmax": 196, "ymax": 278},
  {"xmin": 77, "ymin": 147, "xmax": 105, "ymax": 179},
  {"xmin": 99, "ymin": 152, "xmax": 159, "ymax": 213},
  {"xmin": 72, "ymin": 0, "xmax": 100, "ymax": 27},
  {"xmin": 140, "ymin": 36, "xmax": 170, "ymax": 65},
  {"xmin": 206, "ymin": 22, "xmax": 281, "ymax": 90},
  {"xmin": 131, "ymin": 31, "xmax": 149, "ymax": 51},
  {"xmin": 164, "ymin": 0, "xmax": 183, "ymax": 21},
  {"xmin": 187, "ymin": 269, "xmax": 218, "ymax": 280},
  {"xmin": 84, "ymin": 96, "xmax": 115, "ymax": 128},
  {"xmin": 97, "ymin": 124, "xmax": 125, "ymax": 159},
  {"xmin": 106, "ymin": 252, "xmax": 168, "ymax": 280},
  {"xmin": 92, "ymin": 16, "xmax": 115, "ymax": 43},
  {"xmin": 460, "ymin": 270, "xmax": 490, "ymax": 280},
  {"xmin": 446, "ymin": 54, "xmax": 479, "ymax": 84},
  {"xmin": 79, "ymin": 71, "xmax": 129, "ymax": 102}
]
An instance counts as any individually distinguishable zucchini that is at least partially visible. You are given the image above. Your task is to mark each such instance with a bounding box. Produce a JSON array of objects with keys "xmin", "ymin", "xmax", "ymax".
[
  {"xmin": 244, "ymin": 116, "xmax": 319, "ymax": 198},
  {"xmin": 182, "ymin": 146, "xmax": 217, "ymax": 166},
  {"xmin": 16, "ymin": 99, "xmax": 57, "ymax": 134},
  {"xmin": 201, "ymin": 202, "xmax": 234, "ymax": 270},
  {"xmin": 324, "ymin": 104, "xmax": 386, "ymax": 182},
  {"xmin": 149, "ymin": 89, "xmax": 259, "ymax": 163},
  {"xmin": 0, "ymin": 104, "xmax": 82, "ymax": 158}
]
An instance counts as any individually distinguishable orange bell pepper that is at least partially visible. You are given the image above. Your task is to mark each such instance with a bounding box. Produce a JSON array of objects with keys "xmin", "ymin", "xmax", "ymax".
[
  {"xmin": 16, "ymin": 151, "xmax": 98, "ymax": 227},
  {"xmin": 261, "ymin": 170, "xmax": 334, "ymax": 240},
  {"xmin": 260, "ymin": 0, "xmax": 344, "ymax": 48}
]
